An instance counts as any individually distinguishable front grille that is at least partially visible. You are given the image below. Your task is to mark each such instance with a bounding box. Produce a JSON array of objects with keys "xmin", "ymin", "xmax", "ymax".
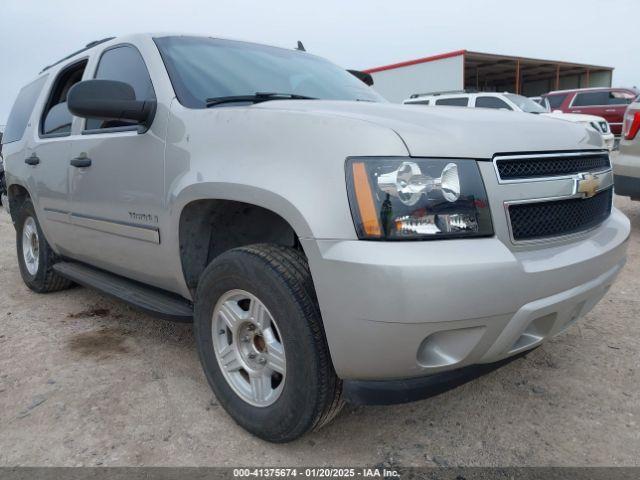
[
  {"xmin": 496, "ymin": 153, "xmax": 610, "ymax": 180},
  {"xmin": 509, "ymin": 188, "xmax": 613, "ymax": 241}
]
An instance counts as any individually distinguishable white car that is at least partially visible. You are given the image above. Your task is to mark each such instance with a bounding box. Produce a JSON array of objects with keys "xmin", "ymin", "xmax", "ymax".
[{"xmin": 404, "ymin": 91, "xmax": 615, "ymax": 151}]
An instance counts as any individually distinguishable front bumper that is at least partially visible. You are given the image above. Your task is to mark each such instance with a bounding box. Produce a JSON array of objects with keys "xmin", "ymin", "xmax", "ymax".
[
  {"xmin": 603, "ymin": 134, "xmax": 615, "ymax": 151},
  {"xmin": 344, "ymin": 349, "xmax": 533, "ymax": 405},
  {"xmin": 302, "ymin": 208, "xmax": 629, "ymax": 380}
]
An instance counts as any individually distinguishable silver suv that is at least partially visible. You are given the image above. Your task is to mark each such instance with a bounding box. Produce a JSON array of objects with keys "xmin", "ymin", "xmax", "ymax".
[
  {"xmin": 1, "ymin": 34, "xmax": 630, "ymax": 442},
  {"xmin": 614, "ymin": 99, "xmax": 640, "ymax": 199}
]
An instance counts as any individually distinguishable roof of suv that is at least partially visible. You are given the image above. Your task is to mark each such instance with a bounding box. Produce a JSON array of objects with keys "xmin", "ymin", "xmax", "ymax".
[
  {"xmin": 31, "ymin": 34, "xmax": 161, "ymax": 86},
  {"xmin": 404, "ymin": 91, "xmax": 511, "ymax": 103},
  {"xmin": 38, "ymin": 33, "xmax": 307, "ymax": 75},
  {"xmin": 40, "ymin": 37, "xmax": 115, "ymax": 73},
  {"xmin": 546, "ymin": 87, "xmax": 639, "ymax": 95}
]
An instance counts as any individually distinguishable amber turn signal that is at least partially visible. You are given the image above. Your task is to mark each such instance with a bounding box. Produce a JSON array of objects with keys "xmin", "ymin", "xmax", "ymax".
[{"xmin": 351, "ymin": 162, "xmax": 382, "ymax": 237}]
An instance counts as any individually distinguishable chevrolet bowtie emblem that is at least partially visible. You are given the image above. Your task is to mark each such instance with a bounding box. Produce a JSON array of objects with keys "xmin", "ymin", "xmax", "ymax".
[{"xmin": 576, "ymin": 173, "xmax": 600, "ymax": 198}]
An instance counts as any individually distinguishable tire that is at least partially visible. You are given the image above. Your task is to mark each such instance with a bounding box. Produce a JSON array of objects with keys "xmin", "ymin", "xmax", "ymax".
[
  {"xmin": 193, "ymin": 244, "xmax": 343, "ymax": 442},
  {"xmin": 16, "ymin": 199, "xmax": 72, "ymax": 293},
  {"xmin": 0, "ymin": 172, "xmax": 7, "ymax": 207}
]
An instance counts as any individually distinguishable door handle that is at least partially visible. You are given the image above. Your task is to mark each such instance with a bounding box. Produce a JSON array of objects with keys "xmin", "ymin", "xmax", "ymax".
[
  {"xmin": 25, "ymin": 154, "xmax": 40, "ymax": 166},
  {"xmin": 605, "ymin": 109, "xmax": 617, "ymax": 112},
  {"xmin": 70, "ymin": 157, "xmax": 92, "ymax": 168}
]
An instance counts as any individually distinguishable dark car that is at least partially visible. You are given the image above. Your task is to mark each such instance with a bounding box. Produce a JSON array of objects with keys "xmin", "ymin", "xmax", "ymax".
[
  {"xmin": 0, "ymin": 130, "xmax": 5, "ymax": 207},
  {"xmin": 542, "ymin": 87, "xmax": 638, "ymax": 137}
]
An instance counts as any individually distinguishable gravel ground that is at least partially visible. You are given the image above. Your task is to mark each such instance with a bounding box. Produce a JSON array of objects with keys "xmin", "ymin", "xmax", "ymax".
[{"xmin": 0, "ymin": 196, "xmax": 638, "ymax": 467}]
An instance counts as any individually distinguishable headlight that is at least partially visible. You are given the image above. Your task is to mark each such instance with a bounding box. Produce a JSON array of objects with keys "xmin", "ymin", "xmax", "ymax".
[{"xmin": 346, "ymin": 157, "xmax": 493, "ymax": 240}]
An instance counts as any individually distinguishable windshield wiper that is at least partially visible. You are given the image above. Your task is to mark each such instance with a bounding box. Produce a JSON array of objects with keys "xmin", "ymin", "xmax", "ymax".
[{"xmin": 206, "ymin": 92, "xmax": 317, "ymax": 107}]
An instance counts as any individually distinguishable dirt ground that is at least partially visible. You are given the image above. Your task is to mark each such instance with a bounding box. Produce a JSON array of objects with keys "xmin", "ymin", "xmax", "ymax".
[{"xmin": 0, "ymin": 197, "xmax": 638, "ymax": 467}]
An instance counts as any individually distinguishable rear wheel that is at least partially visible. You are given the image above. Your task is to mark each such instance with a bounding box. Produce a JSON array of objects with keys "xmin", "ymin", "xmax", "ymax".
[
  {"xmin": 0, "ymin": 171, "xmax": 7, "ymax": 208},
  {"xmin": 16, "ymin": 199, "xmax": 72, "ymax": 293},
  {"xmin": 193, "ymin": 244, "xmax": 343, "ymax": 442}
]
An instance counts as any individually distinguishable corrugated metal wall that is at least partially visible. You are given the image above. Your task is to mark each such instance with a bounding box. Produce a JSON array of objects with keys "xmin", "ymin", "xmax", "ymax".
[{"xmin": 369, "ymin": 55, "xmax": 464, "ymax": 103}]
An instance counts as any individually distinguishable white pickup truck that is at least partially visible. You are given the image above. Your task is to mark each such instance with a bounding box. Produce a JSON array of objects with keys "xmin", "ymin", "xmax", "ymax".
[{"xmin": 405, "ymin": 91, "xmax": 615, "ymax": 151}]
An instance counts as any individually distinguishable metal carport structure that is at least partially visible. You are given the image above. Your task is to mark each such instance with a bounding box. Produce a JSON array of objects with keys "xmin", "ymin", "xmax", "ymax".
[{"xmin": 364, "ymin": 50, "xmax": 613, "ymax": 103}]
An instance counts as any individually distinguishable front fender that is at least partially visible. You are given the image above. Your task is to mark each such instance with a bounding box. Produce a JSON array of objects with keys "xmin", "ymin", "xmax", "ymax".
[
  {"xmin": 172, "ymin": 181, "xmax": 314, "ymax": 239},
  {"xmin": 164, "ymin": 103, "xmax": 410, "ymax": 241}
]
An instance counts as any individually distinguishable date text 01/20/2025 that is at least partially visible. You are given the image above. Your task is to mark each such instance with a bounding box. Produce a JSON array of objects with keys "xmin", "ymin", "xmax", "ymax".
[{"xmin": 232, "ymin": 468, "xmax": 400, "ymax": 477}]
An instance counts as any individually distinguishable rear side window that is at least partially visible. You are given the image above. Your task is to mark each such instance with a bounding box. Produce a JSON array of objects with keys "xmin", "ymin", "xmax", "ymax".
[
  {"xmin": 572, "ymin": 91, "xmax": 608, "ymax": 106},
  {"xmin": 608, "ymin": 91, "xmax": 636, "ymax": 105},
  {"xmin": 545, "ymin": 94, "xmax": 568, "ymax": 109},
  {"xmin": 435, "ymin": 97, "xmax": 468, "ymax": 107},
  {"xmin": 475, "ymin": 96, "xmax": 512, "ymax": 110},
  {"xmin": 85, "ymin": 45, "xmax": 155, "ymax": 131},
  {"xmin": 572, "ymin": 90, "xmax": 635, "ymax": 107},
  {"xmin": 3, "ymin": 76, "xmax": 47, "ymax": 144},
  {"xmin": 41, "ymin": 60, "xmax": 88, "ymax": 136}
]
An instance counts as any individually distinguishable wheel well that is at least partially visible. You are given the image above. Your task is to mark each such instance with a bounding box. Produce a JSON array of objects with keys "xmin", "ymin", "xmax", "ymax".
[
  {"xmin": 7, "ymin": 184, "xmax": 30, "ymax": 224},
  {"xmin": 179, "ymin": 200, "xmax": 300, "ymax": 293}
]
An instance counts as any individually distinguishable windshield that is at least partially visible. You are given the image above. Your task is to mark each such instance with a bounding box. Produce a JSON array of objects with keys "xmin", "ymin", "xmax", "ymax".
[
  {"xmin": 154, "ymin": 36, "xmax": 384, "ymax": 108},
  {"xmin": 504, "ymin": 93, "xmax": 547, "ymax": 113}
]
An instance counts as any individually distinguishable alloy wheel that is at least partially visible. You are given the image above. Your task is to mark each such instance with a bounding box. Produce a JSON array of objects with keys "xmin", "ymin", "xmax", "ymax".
[
  {"xmin": 22, "ymin": 216, "xmax": 39, "ymax": 276},
  {"xmin": 212, "ymin": 289, "xmax": 286, "ymax": 407}
]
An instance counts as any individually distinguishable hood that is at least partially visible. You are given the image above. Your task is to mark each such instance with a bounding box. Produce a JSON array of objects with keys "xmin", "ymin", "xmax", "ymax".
[
  {"xmin": 255, "ymin": 100, "xmax": 604, "ymax": 158},
  {"xmin": 542, "ymin": 112, "xmax": 608, "ymax": 123}
]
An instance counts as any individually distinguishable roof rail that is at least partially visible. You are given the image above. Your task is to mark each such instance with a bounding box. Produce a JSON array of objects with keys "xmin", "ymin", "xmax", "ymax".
[
  {"xmin": 409, "ymin": 88, "xmax": 478, "ymax": 98},
  {"xmin": 40, "ymin": 37, "xmax": 115, "ymax": 73}
]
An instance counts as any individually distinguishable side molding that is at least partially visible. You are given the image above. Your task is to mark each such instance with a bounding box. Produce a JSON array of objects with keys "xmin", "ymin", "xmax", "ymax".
[{"xmin": 44, "ymin": 209, "xmax": 160, "ymax": 244}]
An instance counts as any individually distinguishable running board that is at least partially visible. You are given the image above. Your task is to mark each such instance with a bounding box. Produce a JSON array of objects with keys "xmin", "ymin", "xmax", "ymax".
[{"xmin": 53, "ymin": 262, "xmax": 193, "ymax": 322}]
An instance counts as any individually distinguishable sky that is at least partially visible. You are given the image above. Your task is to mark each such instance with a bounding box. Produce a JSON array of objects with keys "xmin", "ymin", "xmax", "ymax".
[{"xmin": 0, "ymin": 0, "xmax": 637, "ymax": 126}]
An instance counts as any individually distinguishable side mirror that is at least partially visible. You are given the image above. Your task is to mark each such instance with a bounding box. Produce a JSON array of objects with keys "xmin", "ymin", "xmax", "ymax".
[
  {"xmin": 67, "ymin": 79, "xmax": 156, "ymax": 127},
  {"xmin": 347, "ymin": 70, "xmax": 374, "ymax": 86}
]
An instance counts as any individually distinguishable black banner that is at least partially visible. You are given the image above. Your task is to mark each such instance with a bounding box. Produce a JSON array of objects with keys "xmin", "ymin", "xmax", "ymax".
[{"xmin": 1, "ymin": 468, "xmax": 640, "ymax": 480}]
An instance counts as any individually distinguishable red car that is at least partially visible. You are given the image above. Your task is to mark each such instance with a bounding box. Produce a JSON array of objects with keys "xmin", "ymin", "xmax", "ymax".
[{"xmin": 542, "ymin": 87, "xmax": 639, "ymax": 137}]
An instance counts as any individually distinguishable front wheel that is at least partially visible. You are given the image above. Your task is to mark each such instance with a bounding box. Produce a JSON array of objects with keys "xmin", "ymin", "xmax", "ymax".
[
  {"xmin": 16, "ymin": 199, "xmax": 72, "ymax": 293},
  {"xmin": 193, "ymin": 244, "xmax": 343, "ymax": 442}
]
